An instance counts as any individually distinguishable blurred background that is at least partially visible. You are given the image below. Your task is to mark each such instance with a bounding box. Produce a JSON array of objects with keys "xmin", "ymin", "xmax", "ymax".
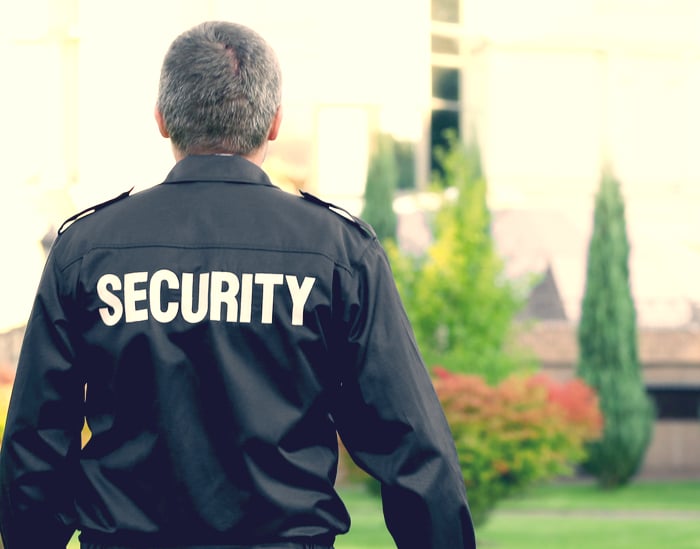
[{"xmin": 1, "ymin": 1, "xmax": 699, "ymax": 545}]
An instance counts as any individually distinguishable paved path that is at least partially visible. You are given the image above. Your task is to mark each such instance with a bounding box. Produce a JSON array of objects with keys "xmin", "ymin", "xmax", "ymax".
[{"xmin": 497, "ymin": 508, "xmax": 700, "ymax": 520}]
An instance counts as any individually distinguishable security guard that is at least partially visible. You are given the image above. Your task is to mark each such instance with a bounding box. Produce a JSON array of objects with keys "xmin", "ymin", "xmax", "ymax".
[{"xmin": 0, "ymin": 21, "xmax": 476, "ymax": 549}]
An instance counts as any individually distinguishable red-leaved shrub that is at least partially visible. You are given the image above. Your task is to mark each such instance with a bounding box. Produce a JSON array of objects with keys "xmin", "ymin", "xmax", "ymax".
[{"xmin": 432, "ymin": 368, "xmax": 603, "ymax": 524}]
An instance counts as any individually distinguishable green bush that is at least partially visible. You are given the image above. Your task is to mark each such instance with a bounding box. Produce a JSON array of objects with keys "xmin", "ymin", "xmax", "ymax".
[{"xmin": 432, "ymin": 369, "xmax": 603, "ymax": 525}]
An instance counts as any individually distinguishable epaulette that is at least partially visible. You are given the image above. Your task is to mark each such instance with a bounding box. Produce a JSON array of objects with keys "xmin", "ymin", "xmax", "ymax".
[
  {"xmin": 58, "ymin": 187, "xmax": 134, "ymax": 235},
  {"xmin": 300, "ymin": 190, "xmax": 376, "ymax": 238}
]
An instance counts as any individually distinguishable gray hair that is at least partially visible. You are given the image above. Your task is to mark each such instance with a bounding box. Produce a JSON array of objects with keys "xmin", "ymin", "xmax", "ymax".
[{"xmin": 157, "ymin": 21, "xmax": 282, "ymax": 156}]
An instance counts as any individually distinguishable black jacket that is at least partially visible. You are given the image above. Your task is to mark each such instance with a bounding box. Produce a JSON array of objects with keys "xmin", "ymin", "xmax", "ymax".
[{"xmin": 0, "ymin": 155, "xmax": 475, "ymax": 549}]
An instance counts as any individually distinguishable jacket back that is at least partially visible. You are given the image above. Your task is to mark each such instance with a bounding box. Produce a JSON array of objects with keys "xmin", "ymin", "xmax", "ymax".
[{"xmin": 0, "ymin": 154, "xmax": 476, "ymax": 549}]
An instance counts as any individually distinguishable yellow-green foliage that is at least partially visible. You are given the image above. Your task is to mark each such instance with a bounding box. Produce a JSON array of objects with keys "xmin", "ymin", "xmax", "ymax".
[{"xmin": 388, "ymin": 134, "xmax": 533, "ymax": 382}]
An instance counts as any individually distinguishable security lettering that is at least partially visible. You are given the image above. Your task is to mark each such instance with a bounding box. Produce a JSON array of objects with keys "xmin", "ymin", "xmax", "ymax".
[{"xmin": 97, "ymin": 270, "xmax": 316, "ymax": 327}]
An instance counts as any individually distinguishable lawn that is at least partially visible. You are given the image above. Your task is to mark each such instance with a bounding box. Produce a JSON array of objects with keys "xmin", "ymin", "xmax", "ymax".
[
  {"xmin": 67, "ymin": 479, "xmax": 700, "ymax": 549},
  {"xmin": 335, "ymin": 479, "xmax": 700, "ymax": 549},
  {"xmin": 497, "ymin": 478, "xmax": 700, "ymax": 511}
]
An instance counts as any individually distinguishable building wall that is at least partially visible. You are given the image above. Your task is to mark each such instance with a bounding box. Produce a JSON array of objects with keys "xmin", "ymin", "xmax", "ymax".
[{"xmin": 644, "ymin": 421, "xmax": 700, "ymax": 477}]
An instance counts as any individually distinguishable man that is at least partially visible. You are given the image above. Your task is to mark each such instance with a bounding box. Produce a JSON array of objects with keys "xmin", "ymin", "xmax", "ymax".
[{"xmin": 0, "ymin": 21, "xmax": 476, "ymax": 549}]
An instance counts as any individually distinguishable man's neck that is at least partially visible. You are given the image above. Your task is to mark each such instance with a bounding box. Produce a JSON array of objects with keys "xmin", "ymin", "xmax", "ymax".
[{"xmin": 172, "ymin": 145, "xmax": 266, "ymax": 166}]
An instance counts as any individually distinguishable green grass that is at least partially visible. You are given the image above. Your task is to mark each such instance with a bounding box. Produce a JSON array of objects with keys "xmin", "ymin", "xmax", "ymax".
[
  {"xmin": 335, "ymin": 485, "xmax": 395, "ymax": 548},
  {"xmin": 67, "ymin": 480, "xmax": 700, "ymax": 549},
  {"xmin": 477, "ymin": 514, "xmax": 700, "ymax": 549},
  {"xmin": 335, "ymin": 480, "xmax": 700, "ymax": 549},
  {"xmin": 498, "ymin": 478, "xmax": 700, "ymax": 511}
]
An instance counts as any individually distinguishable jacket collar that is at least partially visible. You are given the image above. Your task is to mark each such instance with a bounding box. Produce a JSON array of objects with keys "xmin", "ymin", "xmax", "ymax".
[{"xmin": 162, "ymin": 154, "xmax": 277, "ymax": 188}]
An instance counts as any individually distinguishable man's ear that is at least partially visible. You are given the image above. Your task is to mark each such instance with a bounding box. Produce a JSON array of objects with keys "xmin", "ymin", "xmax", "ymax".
[
  {"xmin": 267, "ymin": 106, "xmax": 283, "ymax": 141},
  {"xmin": 154, "ymin": 106, "xmax": 170, "ymax": 138}
]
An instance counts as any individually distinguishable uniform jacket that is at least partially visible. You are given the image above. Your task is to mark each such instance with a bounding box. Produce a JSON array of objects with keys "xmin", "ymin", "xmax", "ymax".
[{"xmin": 0, "ymin": 154, "xmax": 476, "ymax": 549}]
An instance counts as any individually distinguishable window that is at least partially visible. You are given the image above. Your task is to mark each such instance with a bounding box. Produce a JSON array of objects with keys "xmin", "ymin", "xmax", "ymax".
[
  {"xmin": 432, "ymin": 34, "xmax": 459, "ymax": 55},
  {"xmin": 432, "ymin": 66, "xmax": 460, "ymax": 101},
  {"xmin": 431, "ymin": 0, "xmax": 460, "ymax": 23},
  {"xmin": 427, "ymin": 0, "xmax": 462, "ymax": 186},
  {"xmin": 430, "ymin": 109, "xmax": 460, "ymax": 174},
  {"xmin": 647, "ymin": 386, "xmax": 700, "ymax": 420}
]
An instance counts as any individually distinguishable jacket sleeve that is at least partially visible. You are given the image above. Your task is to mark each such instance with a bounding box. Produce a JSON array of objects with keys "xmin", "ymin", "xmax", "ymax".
[
  {"xmin": 331, "ymin": 240, "xmax": 476, "ymax": 549},
  {"xmin": 0, "ymin": 247, "xmax": 82, "ymax": 549}
]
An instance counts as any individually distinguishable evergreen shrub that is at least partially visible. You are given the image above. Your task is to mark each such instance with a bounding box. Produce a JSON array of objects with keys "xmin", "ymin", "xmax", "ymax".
[{"xmin": 577, "ymin": 171, "xmax": 654, "ymax": 487}]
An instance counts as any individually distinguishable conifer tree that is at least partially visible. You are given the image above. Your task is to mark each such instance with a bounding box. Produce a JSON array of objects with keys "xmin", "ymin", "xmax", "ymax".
[
  {"xmin": 576, "ymin": 171, "xmax": 653, "ymax": 487},
  {"xmin": 361, "ymin": 134, "xmax": 398, "ymax": 243}
]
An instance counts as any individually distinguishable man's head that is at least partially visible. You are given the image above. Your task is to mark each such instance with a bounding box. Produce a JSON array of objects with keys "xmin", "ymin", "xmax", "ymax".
[{"xmin": 156, "ymin": 21, "xmax": 282, "ymax": 160}]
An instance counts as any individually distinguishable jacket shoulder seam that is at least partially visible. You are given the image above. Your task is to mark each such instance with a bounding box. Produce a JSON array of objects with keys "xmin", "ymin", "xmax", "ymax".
[{"xmin": 57, "ymin": 187, "xmax": 134, "ymax": 235}]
